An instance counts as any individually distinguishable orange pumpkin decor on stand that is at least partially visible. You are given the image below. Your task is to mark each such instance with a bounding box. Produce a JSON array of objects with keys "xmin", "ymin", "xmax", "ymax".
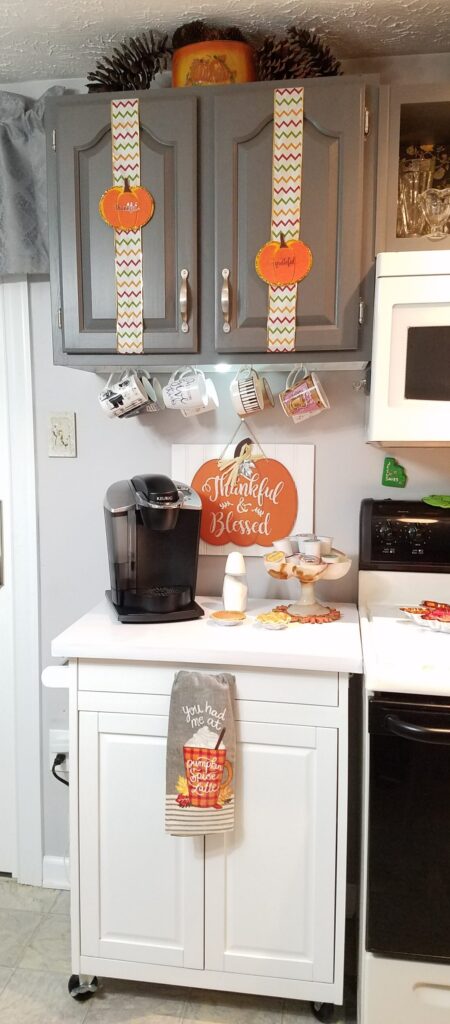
[
  {"xmin": 172, "ymin": 39, "xmax": 256, "ymax": 87},
  {"xmin": 99, "ymin": 177, "xmax": 155, "ymax": 231},
  {"xmin": 255, "ymin": 232, "xmax": 312, "ymax": 287},
  {"xmin": 191, "ymin": 447, "xmax": 298, "ymax": 548}
]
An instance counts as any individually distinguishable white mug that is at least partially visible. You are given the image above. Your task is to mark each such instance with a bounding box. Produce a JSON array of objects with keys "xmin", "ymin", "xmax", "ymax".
[
  {"xmin": 163, "ymin": 366, "xmax": 208, "ymax": 412},
  {"xmin": 98, "ymin": 371, "xmax": 148, "ymax": 418},
  {"xmin": 181, "ymin": 377, "xmax": 219, "ymax": 417},
  {"xmin": 230, "ymin": 367, "xmax": 265, "ymax": 417}
]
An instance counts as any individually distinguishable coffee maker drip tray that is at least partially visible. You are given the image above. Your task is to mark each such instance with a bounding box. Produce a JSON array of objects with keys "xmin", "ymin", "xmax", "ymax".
[{"xmin": 106, "ymin": 589, "xmax": 205, "ymax": 623}]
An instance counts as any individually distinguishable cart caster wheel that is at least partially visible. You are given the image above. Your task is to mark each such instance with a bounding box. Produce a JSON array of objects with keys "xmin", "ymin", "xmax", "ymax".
[
  {"xmin": 311, "ymin": 1002, "xmax": 335, "ymax": 1023},
  {"xmin": 68, "ymin": 975, "xmax": 98, "ymax": 1001}
]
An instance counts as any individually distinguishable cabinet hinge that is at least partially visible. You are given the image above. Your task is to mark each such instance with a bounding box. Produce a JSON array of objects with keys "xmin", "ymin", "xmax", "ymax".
[
  {"xmin": 57, "ymin": 307, "xmax": 62, "ymax": 329},
  {"xmin": 364, "ymin": 108, "xmax": 370, "ymax": 137},
  {"xmin": 52, "ymin": 129, "xmax": 56, "ymax": 152},
  {"xmin": 358, "ymin": 299, "xmax": 365, "ymax": 325}
]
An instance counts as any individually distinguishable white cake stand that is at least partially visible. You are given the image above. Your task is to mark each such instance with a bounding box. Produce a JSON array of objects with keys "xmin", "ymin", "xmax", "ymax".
[{"xmin": 264, "ymin": 549, "xmax": 352, "ymax": 619}]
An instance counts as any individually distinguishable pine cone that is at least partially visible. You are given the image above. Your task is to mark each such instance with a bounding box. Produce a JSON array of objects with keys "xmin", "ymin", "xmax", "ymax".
[
  {"xmin": 87, "ymin": 31, "xmax": 171, "ymax": 92},
  {"xmin": 171, "ymin": 20, "xmax": 213, "ymax": 50},
  {"xmin": 286, "ymin": 27, "xmax": 341, "ymax": 78},
  {"xmin": 172, "ymin": 19, "xmax": 248, "ymax": 49},
  {"xmin": 256, "ymin": 36, "xmax": 294, "ymax": 81},
  {"xmin": 256, "ymin": 27, "xmax": 341, "ymax": 82}
]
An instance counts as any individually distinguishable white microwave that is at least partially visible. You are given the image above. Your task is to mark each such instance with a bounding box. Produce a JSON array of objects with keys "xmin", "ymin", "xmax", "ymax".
[{"xmin": 368, "ymin": 251, "xmax": 450, "ymax": 446}]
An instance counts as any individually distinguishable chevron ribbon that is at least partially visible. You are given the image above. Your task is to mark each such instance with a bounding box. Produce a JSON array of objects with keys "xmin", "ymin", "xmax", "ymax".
[
  {"xmin": 111, "ymin": 98, "xmax": 143, "ymax": 354},
  {"xmin": 267, "ymin": 87, "xmax": 304, "ymax": 353}
]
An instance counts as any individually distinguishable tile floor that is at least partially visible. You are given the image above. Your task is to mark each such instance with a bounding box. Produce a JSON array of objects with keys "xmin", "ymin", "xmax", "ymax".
[{"xmin": 0, "ymin": 879, "xmax": 356, "ymax": 1024}]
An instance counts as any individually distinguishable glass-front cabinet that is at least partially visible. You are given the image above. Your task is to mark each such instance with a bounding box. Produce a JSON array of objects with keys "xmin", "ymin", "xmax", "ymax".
[{"xmin": 377, "ymin": 82, "xmax": 450, "ymax": 252}]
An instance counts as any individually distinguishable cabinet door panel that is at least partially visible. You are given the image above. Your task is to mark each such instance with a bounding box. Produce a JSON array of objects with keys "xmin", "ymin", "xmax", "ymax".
[
  {"xmin": 79, "ymin": 712, "xmax": 203, "ymax": 968},
  {"xmin": 214, "ymin": 80, "xmax": 365, "ymax": 352},
  {"xmin": 205, "ymin": 720, "xmax": 337, "ymax": 983},
  {"xmin": 51, "ymin": 92, "xmax": 197, "ymax": 355}
]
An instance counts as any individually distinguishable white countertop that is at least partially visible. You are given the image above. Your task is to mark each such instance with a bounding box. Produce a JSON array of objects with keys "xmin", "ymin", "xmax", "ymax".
[
  {"xmin": 360, "ymin": 603, "xmax": 450, "ymax": 697},
  {"xmin": 51, "ymin": 597, "xmax": 362, "ymax": 674}
]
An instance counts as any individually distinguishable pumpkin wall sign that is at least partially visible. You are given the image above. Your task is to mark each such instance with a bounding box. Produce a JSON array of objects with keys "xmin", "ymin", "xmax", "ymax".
[{"xmin": 191, "ymin": 444, "xmax": 298, "ymax": 547}]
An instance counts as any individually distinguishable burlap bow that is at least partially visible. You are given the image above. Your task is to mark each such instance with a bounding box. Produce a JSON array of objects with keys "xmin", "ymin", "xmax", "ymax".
[{"xmin": 217, "ymin": 443, "xmax": 264, "ymax": 490}]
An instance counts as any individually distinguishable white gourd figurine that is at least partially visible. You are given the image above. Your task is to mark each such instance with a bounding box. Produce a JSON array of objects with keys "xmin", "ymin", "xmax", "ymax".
[{"xmin": 223, "ymin": 551, "xmax": 247, "ymax": 613}]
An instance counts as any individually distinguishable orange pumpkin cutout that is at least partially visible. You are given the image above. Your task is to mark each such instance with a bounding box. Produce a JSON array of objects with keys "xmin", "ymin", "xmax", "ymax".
[
  {"xmin": 255, "ymin": 233, "xmax": 312, "ymax": 287},
  {"xmin": 99, "ymin": 178, "xmax": 155, "ymax": 231},
  {"xmin": 192, "ymin": 457, "xmax": 297, "ymax": 547}
]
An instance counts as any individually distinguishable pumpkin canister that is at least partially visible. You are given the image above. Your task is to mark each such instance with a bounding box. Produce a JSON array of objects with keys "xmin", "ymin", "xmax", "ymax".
[
  {"xmin": 99, "ymin": 178, "xmax": 155, "ymax": 231},
  {"xmin": 172, "ymin": 40, "xmax": 256, "ymax": 87}
]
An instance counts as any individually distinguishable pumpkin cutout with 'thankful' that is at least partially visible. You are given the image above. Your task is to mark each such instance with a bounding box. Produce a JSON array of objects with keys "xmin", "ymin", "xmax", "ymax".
[
  {"xmin": 255, "ymin": 232, "xmax": 313, "ymax": 287},
  {"xmin": 99, "ymin": 178, "xmax": 155, "ymax": 231},
  {"xmin": 191, "ymin": 456, "xmax": 298, "ymax": 547}
]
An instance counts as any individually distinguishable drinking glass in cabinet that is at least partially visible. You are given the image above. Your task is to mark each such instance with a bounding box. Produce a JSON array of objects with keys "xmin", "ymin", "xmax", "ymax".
[
  {"xmin": 417, "ymin": 187, "xmax": 450, "ymax": 240},
  {"xmin": 397, "ymin": 157, "xmax": 435, "ymax": 237}
]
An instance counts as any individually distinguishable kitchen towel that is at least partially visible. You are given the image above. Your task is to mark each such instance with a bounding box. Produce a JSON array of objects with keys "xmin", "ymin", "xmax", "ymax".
[{"xmin": 165, "ymin": 669, "xmax": 236, "ymax": 836}]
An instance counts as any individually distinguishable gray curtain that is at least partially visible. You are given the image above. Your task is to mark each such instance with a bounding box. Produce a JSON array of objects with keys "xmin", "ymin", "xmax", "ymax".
[{"xmin": 0, "ymin": 87, "xmax": 64, "ymax": 275}]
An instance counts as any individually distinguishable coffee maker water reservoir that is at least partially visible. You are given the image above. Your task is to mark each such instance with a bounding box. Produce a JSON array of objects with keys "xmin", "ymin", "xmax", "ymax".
[{"xmin": 104, "ymin": 474, "xmax": 203, "ymax": 622}]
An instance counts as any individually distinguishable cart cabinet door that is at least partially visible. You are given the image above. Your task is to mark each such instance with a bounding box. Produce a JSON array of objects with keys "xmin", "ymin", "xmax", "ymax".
[
  {"xmin": 78, "ymin": 711, "xmax": 204, "ymax": 968},
  {"xmin": 213, "ymin": 79, "xmax": 365, "ymax": 353},
  {"xmin": 48, "ymin": 91, "xmax": 197, "ymax": 358},
  {"xmin": 205, "ymin": 720, "xmax": 338, "ymax": 983}
]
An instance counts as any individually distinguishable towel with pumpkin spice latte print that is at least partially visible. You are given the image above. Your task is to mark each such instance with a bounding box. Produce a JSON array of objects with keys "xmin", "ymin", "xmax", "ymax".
[{"xmin": 165, "ymin": 670, "xmax": 236, "ymax": 836}]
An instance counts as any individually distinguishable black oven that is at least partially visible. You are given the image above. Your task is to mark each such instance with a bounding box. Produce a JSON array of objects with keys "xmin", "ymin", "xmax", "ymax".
[{"xmin": 367, "ymin": 694, "xmax": 450, "ymax": 963}]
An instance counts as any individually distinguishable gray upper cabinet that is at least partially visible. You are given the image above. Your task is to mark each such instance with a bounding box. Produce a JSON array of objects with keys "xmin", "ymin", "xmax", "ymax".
[
  {"xmin": 47, "ymin": 78, "xmax": 374, "ymax": 369},
  {"xmin": 46, "ymin": 91, "xmax": 198, "ymax": 363},
  {"xmin": 213, "ymin": 79, "xmax": 367, "ymax": 353}
]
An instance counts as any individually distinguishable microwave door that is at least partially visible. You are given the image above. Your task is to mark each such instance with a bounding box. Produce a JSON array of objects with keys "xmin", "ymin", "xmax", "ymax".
[{"xmin": 369, "ymin": 271, "xmax": 450, "ymax": 444}]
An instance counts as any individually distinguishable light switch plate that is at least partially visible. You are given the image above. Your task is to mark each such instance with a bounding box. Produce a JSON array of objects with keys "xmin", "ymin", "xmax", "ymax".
[{"xmin": 48, "ymin": 412, "xmax": 77, "ymax": 458}]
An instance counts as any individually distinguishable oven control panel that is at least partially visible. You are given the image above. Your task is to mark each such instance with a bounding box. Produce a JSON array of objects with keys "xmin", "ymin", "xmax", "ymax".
[{"xmin": 360, "ymin": 499, "xmax": 450, "ymax": 572}]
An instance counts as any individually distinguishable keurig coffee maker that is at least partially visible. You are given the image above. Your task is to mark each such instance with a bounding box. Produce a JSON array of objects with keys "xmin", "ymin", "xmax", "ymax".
[{"xmin": 104, "ymin": 474, "xmax": 204, "ymax": 622}]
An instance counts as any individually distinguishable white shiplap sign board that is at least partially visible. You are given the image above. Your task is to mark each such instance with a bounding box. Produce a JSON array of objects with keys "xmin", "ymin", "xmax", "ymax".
[{"xmin": 172, "ymin": 443, "xmax": 315, "ymax": 556}]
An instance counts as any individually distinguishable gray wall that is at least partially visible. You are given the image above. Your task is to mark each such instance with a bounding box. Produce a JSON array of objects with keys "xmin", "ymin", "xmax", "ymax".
[
  {"xmin": 8, "ymin": 60, "xmax": 449, "ymax": 863},
  {"xmin": 30, "ymin": 280, "xmax": 450, "ymax": 858}
]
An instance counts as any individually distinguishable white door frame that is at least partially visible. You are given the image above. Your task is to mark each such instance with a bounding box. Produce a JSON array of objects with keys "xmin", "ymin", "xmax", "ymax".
[{"xmin": 0, "ymin": 277, "xmax": 42, "ymax": 884}]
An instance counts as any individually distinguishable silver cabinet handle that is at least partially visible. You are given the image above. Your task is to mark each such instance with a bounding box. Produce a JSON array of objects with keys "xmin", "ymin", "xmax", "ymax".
[
  {"xmin": 180, "ymin": 269, "xmax": 189, "ymax": 334},
  {"xmin": 221, "ymin": 268, "xmax": 231, "ymax": 334}
]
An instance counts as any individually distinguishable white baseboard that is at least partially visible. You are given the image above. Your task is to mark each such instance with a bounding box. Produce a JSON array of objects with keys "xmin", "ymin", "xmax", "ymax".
[{"xmin": 42, "ymin": 855, "xmax": 70, "ymax": 890}]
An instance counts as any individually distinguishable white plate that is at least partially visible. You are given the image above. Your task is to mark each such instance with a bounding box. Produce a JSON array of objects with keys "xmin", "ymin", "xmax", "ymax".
[
  {"xmin": 419, "ymin": 618, "xmax": 450, "ymax": 634},
  {"xmin": 400, "ymin": 610, "xmax": 450, "ymax": 633}
]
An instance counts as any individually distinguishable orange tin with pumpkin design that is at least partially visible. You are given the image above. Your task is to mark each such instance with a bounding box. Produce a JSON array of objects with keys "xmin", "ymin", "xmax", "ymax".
[{"xmin": 172, "ymin": 40, "xmax": 256, "ymax": 87}]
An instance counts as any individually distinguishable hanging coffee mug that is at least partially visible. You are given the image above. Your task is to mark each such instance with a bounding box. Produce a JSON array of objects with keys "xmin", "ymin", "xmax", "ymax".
[
  {"xmin": 230, "ymin": 366, "xmax": 272, "ymax": 417},
  {"xmin": 98, "ymin": 371, "xmax": 149, "ymax": 418},
  {"xmin": 279, "ymin": 366, "xmax": 330, "ymax": 423},
  {"xmin": 162, "ymin": 366, "xmax": 208, "ymax": 413},
  {"xmin": 180, "ymin": 377, "xmax": 219, "ymax": 417}
]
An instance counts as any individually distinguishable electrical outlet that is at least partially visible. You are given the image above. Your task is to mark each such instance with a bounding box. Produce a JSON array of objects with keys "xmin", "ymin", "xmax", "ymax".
[
  {"xmin": 49, "ymin": 728, "xmax": 69, "ymax": 770},
  {"xmin": 48, "ymin": 413, "xmax": 77, "ymax": 458}
]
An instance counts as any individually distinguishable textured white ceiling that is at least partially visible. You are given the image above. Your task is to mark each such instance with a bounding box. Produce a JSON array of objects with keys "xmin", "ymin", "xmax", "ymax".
[{"xmin": 1, "ymin": 0, "xmax": 450, "ymax": 82}]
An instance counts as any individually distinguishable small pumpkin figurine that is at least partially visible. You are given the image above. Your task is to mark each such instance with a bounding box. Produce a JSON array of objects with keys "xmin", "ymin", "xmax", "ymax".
[
  {"xmin": 255, "ymin": 232, "xmax": 312, "ymax": 287},
  {"xmin": 99, "ymin": 178, "xmax": 155, "ymax": 231}
]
